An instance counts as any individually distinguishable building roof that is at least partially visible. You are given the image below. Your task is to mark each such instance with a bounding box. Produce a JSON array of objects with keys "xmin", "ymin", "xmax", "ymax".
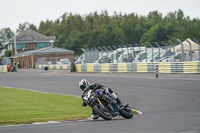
[
  {"xmin": 12, "ymin": 46, "xmax": 74, "ymax": 57},
  {"xmin": 8, "ymin": 29, "xmax": 55, "ymax": 43}
]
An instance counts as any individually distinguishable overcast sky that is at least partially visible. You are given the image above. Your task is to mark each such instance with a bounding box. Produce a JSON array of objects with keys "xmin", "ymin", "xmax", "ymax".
[{"xmin": 1, "ymin": 0, "xmax": 200, "ymax": 32}]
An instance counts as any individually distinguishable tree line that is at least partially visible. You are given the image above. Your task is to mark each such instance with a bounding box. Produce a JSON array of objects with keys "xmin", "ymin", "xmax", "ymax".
[{"xmin": 1, "ymin": 9, "xmax": 200, "ymax": 55}]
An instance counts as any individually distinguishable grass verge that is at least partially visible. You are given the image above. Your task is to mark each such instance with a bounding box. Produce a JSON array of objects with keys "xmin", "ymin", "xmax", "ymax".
[{"xmin": 0, "ymin": 87, "xmax": 91, "ymax": 126}]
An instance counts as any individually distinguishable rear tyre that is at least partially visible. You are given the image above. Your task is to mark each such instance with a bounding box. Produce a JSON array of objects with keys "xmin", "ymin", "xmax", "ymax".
[
  {"xmin": 93, "ymin": 104, "xmax": 112, "ymax": 120},
  {"xmin": 119, "ymin": 108, "xmax": 133, "ymax": 119}
]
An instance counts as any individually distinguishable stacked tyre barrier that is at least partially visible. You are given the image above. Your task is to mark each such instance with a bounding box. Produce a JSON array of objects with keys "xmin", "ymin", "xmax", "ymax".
[
  {"xmin": 0, "ymin": 65, "xmax": 8, "ymax": 72},
  {"xmin": 76, "ymin": 62, "xmax": 200, "ymax": 73},
  {"xmin": 36, "ymin": 64, "xmax": 71, "ymax": 70}
]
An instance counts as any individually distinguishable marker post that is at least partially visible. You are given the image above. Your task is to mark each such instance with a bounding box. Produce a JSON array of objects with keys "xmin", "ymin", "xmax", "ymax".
[{"xmin": 156, "ymin": 65, "xmax": 159, "ymax": 78}]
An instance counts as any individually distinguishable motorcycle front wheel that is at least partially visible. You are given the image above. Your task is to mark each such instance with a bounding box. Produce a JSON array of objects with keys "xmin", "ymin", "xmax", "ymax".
[{"xmin": 93, "ymin": 104, "xmax": 112, "ymax": 120}]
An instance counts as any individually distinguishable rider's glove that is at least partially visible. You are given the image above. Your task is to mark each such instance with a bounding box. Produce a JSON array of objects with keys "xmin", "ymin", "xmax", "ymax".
[{"xmin": 82, "ymin": 101, "xmax": 87, "ymax": 106}]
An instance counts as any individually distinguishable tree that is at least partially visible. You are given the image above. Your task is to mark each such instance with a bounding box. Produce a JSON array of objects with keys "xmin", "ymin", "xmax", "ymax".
[
  {"xmin": 16, "ymin": 23, "xmax": 25, "ymax": 33},
  {"xmin": 33, "ymin": 10, "xmax": 200, "ymax": 54},
  {"xmin": 0, "ymin": 28, "xmax": 14, "ymax": 40},
  {"xmin": 39, "ymin": 20, "xmax": 55, "ymax": 35},
  {"xmin": 0, "ymin": 28, "xmax": 14, "ymax": 50},
  {"xmin": 16, "ymin": 22, "xmax": 37, "ymax": 33},
  {"xmin": 121, "ymin": 13, "xmax": 144, "ymax": 44}
]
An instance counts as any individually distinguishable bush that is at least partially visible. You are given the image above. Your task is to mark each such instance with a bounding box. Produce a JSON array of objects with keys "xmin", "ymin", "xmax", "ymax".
[{"xmin": 4, "ymin": 50, "xmax": 12, "ymax": 57}]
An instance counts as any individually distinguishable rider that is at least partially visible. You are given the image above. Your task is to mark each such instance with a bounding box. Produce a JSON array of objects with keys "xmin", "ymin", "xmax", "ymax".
[{"xmin": 79, "ymin": 79, "xmax": 123, "ymax": 119}]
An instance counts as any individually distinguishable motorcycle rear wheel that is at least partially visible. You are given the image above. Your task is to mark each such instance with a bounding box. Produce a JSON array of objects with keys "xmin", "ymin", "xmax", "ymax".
[{"xmin": 93, "ymin": 104, "xmax": 112, "ymax": 120}]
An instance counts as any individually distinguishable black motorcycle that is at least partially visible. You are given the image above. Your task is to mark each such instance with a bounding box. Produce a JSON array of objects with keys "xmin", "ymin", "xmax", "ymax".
[{"xmin": 82, "ymin": 89, "xmax": 133, "ymax": 120}]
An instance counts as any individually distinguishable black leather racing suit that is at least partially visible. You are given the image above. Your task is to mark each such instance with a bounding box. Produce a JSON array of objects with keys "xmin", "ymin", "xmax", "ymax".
[{"xmin": 81, "ymin": 83, "xmax": 121, "ymax": 106}]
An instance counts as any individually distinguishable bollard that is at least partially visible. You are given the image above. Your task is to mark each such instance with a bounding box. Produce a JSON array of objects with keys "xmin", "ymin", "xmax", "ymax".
[{"xmin": 156, "ymin": 65, "xmax": 158, "ymax": 78}]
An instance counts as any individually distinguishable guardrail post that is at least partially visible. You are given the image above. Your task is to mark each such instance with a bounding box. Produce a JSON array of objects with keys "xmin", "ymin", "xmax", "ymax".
[
  {"xmin": 127, "ymin": 45, "xmax": 129, "ymax": 62},
  {"xmin": 154, "ymin": 42, "xmax": 161, "ymax": 61},
  {"xmin": 135, "ymin": 43, "xmax": 141, "ymax": 62},
  {"xmin": 194, "ymin": 39, "xmax": 200, "ymax": 60},
  {"xmin": 186, "ymin": 39, "xmax": 192, "ymax": 61},
  {"xmin": 112, "ymin": 45, "xmax": 119, "ymax": 63},
  {"xmin": 177, "ymin": 39, "xmax": 185, "ymax": 62},
  {"xmin": 169, "ymin": 40, "xmax": 176, "ymax": 62},
  {"xmin": 98, "ymin": 46, "xmax": 104, "ymax": 59},
  {"xmin": 129, "ymin": 44, "xmax": 135, "ymax": 62},
  {"xmin": 94, "ymin": 47, "xmax": 99, "ymax": 62},
  {"xmin": 148, "ymin": 42, "xmax": 154, "ymax": 62},
  {"xmin": 161, "ymin": 41, "xmax": 168, "ymax": 62},
  {"xmin": 141, "ymin": 43, "xmax": 147, "ymax": 62},
  {"xmin": 103, "ymin": 46, "xmax": 109, "ymax": 58}
]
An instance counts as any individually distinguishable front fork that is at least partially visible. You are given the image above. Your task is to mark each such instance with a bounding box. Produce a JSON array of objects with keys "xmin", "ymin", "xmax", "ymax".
[
  {"xmin": 97, "ymin": 98, "xmax": 107, "ymax": 111},
  {"xmin": 97, "ymin": 98, "xmax": 103, "ymax": 105}
]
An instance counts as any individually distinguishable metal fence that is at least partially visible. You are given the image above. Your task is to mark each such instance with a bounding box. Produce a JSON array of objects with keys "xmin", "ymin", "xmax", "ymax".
[{"xmin": 76, "ymin": 38, "xmax": 200, "ymax": 64}]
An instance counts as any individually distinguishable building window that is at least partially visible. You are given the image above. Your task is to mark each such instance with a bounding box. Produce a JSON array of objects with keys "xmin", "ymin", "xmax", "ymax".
[
  {"xmin": 35, "ymin": 42, "xmax": 49, "ymax": 49},
  {"xmin": 16, "ymin": 43, "xmax": 28, "ymax": 50}
]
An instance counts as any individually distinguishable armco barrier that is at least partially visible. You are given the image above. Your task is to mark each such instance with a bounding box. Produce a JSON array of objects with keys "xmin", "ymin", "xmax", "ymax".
[
  {"xmin": 183, "ymin": 62, "xmax": 198, "ymax": 73},
  {"xmin": 175, "ymin": 63, "xmax": 183, "ymax": 73},
  {"xmin": 87, "ymin": 64, "xmax": 94, "ymax": 72},
  {"xmin": 127, "ymin": 63, "xmax": 137, "ymax": 72},
  {"xmin": 0, "ymin": 65, "xmax": 8, "ymax": 72},
  {"xmin": 75, "ymin": 62, "xmax": 200, "ymax": 73},
  {"xmin": 110, "ymin": 64, "xmax": 118, "ymax": 72},
  {"xmin": 137, "ymin": 63, "xmax": 148, "ymax": 72},
  {"xmin": 81, "ymin": 64, "xmax": 87, "ymax": 72},
  {"xmin": 159, "ymin": 62, "xmax": 171, "ymax": 73},
  {"xmin": 36, "ymin": 64, "xmax": 71, "ymax": 70},
  {"xmin": 198, "ymin": 62, "xmax": 200, "ymax": 73},
  {"xmin": 148, "ymin": 63, "xmax": 159, "ymax": 72},
  {"xmin": 94, "ymin": 63, "xmax": 101, "ymax": 72},
  {"xmin": 118, "ymin": 63, "xmax": 127, "ymax": 72},
  {"xmin": 101, "ymin": 64, "xmax": 109, "ymax": 72},
  {"xmin": 76, "ymin": 64, "xmax": 81, "ymax": 72}
]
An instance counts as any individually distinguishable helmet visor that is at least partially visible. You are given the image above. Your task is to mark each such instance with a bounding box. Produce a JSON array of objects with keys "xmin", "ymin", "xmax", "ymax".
[{"xmin": 80, "ymin": 85, "xmax": 85, "ymax": 90}]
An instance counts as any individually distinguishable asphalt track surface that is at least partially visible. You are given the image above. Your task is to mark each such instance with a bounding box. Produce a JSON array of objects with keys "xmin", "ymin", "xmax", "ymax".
[{"xmin": 0, "ymin": 70, "xmax": 200, "ymax": 133}]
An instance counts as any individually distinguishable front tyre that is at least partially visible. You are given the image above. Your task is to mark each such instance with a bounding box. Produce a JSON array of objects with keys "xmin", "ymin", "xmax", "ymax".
[
  {"xmin": 119, "ymin": 108, "xmax": 133, "ymax": 119},
  {"xmin": 93, "ymin": 104, "xmax": 112, "ymax": 120}
]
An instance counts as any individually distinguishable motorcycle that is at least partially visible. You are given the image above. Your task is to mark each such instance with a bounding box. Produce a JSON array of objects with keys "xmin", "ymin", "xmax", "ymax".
[{"xmin": 82, "ymin": 89, "xmax": 133, "ymax": 120}]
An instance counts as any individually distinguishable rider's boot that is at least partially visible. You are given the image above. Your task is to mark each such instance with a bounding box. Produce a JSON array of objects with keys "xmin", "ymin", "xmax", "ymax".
[{"xmin": 91, "ymin": 109, "xmax": 99, "ymax": 120}]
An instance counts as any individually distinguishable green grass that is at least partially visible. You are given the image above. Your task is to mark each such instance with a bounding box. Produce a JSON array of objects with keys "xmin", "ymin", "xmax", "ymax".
[{"xmin": 0, "ymin": 87, "xmax": 91, "ymax": 126}]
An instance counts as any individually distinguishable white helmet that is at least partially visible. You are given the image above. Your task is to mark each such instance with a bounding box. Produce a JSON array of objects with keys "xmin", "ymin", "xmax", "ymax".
[{"xmin": 79, "ymin": 79, "xmax": 90, "ymax": 91}]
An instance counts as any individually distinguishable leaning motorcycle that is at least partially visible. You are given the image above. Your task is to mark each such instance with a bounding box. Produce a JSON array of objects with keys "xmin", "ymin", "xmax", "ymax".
[{"xmin": 82, "ymin": 89, "xmax": 133, "ymax": 120}]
